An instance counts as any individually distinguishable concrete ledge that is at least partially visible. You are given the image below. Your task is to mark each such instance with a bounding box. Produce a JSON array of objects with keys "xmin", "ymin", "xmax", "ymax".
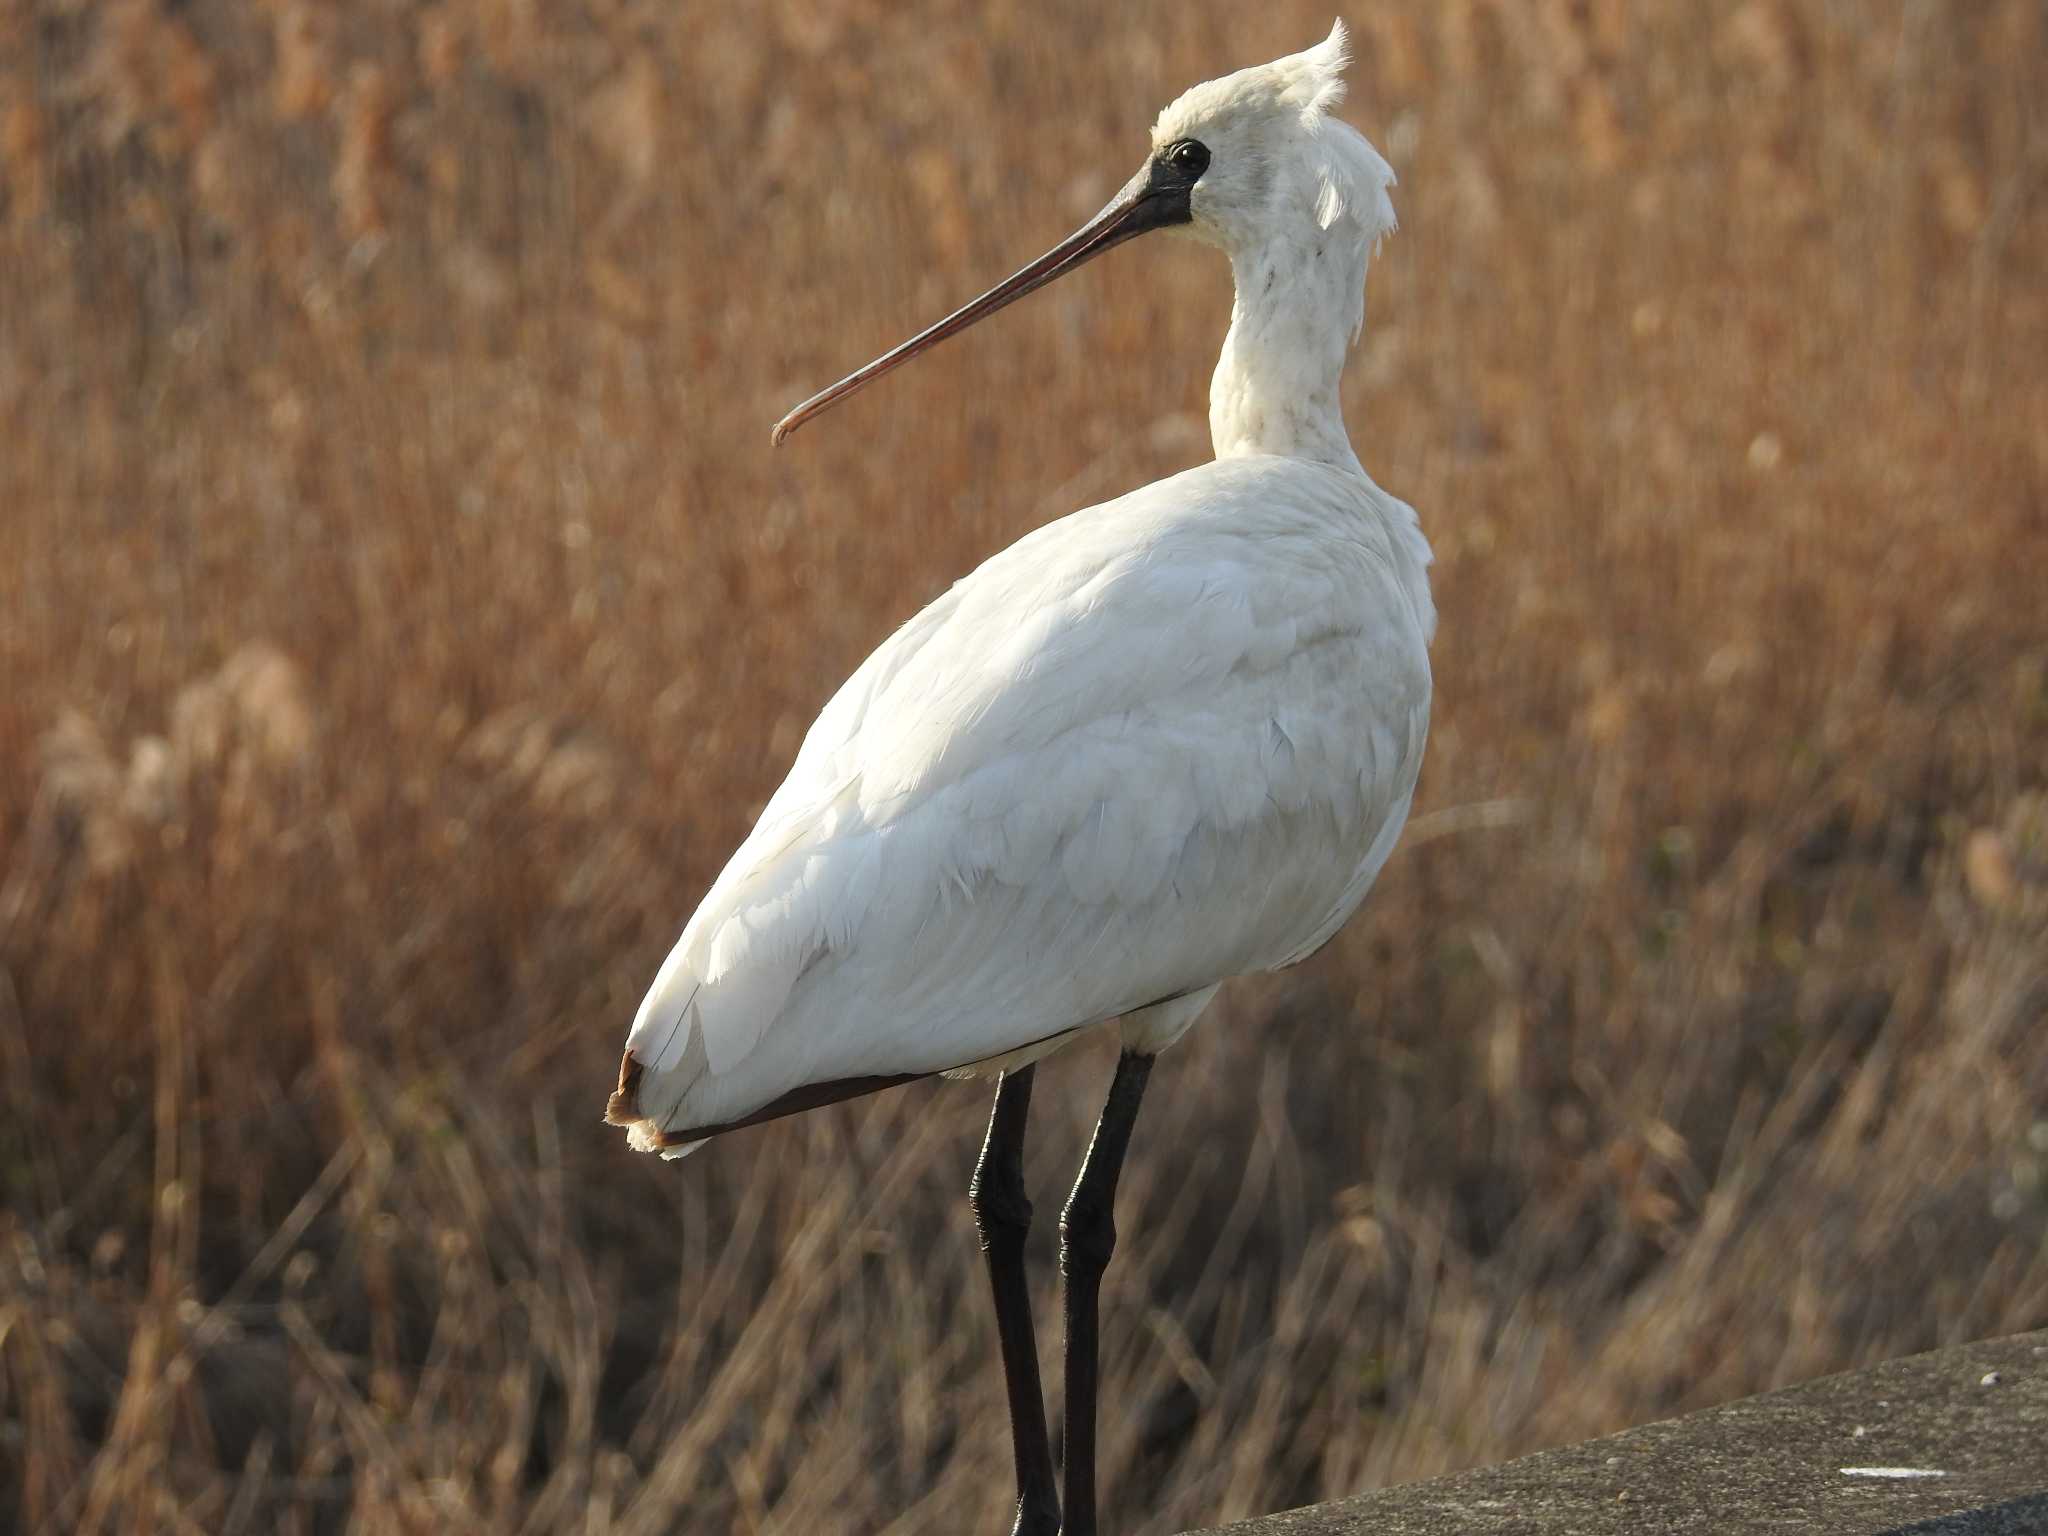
[{"xmin": 1188, "ymin": 1331, "xmax": 2048, "ymax": 1535}]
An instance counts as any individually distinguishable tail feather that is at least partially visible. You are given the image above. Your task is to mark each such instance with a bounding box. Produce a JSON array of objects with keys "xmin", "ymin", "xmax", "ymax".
[
  {"xmin": 603, "ymin": 1053, "xmax": 644, "ymax": 1126},
  {"xmin": 605, "ymin": 1054, "xmax": 706, "ymax": 1158},
  {"xmin": 605, "ymin": 1007, "xmax": 717, "ymax": 1158}
]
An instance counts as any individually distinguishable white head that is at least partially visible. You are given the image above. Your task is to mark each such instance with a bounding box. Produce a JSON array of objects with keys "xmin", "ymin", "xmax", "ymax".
[
  {"xmin": 1150, "ymin": 27, "xmax": 1393, "ymax": 251},
  {"xmin": 1147, "ymin": 22, "xmax": 1395, "ymax": 341},
  {"xmin": 773, "ymin": 22, "xmax": 1396, "ymax": 449}
]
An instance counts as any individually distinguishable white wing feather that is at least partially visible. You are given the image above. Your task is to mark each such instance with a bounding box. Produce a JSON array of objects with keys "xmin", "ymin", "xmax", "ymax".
[{"xmin": 613, "ymin": 453, "xmax": 1433, "ymax": 1146}]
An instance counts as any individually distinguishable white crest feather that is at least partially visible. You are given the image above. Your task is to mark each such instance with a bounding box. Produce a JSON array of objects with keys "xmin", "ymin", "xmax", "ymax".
[
  {"xmin": 1281, "ymin": 19, "xmax": 1351, "ymax": 124},
  {"xmin": 1292, "ymin": 22, "xmax": 1395, "ymax": 245},
  {"xmin": 1312, "ymin": 118, "xmax": 1397, "ymax": 253}
]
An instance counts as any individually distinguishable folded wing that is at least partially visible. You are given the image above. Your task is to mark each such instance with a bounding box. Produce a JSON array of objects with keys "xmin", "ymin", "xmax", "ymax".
[{"xmin": 608, "ymin": 457, "xmax": 1433, "ymax": 1152}]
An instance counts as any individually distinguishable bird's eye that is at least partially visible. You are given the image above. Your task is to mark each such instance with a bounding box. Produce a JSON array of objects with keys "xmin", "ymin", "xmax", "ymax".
[{"xmin": 1165, "ymin": 139, "xmax": 1210, "ymax": 177}]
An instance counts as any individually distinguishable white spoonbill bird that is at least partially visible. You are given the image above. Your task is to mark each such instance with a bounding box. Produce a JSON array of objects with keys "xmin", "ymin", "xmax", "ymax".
[{"xmin": 607, "ymin": 23, "xmax": 1433, "ymax": 1534}]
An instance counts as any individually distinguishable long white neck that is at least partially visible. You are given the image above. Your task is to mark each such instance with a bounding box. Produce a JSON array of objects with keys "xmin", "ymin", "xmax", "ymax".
[{"xmin": 1209, "ymin": 233, "xmax": 1370, "ymax": 468}]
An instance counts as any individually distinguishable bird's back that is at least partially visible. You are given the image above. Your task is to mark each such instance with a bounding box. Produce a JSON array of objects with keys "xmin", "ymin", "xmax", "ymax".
[{"xmin": 609, "ymin": 454, "xmax": 1434, "ymax": 1152}]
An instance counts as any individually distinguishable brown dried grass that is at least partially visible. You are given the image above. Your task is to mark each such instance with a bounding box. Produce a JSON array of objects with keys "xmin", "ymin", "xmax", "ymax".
[{"xmin": 3, "ymin": 2, "xmax": 2046, "ymax": 1532}]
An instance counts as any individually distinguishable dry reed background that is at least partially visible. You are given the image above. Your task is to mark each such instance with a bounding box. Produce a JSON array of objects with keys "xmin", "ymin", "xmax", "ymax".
[{"xmin": 3, "ymin": 1, "xmax": 2047, "ymax": 1532}]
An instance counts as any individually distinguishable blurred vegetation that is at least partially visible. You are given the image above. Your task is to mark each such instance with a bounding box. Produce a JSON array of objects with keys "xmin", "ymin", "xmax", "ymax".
[{"xmin": 2, "ymin": 1, "xmax": 2046, "ymax": 1532}]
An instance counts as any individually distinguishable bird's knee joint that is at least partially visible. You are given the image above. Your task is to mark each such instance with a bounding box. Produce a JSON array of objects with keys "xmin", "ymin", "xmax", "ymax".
[
  {"xmin": 1059, "ymin": 1199, "xmax": 1116, "ymax": 1273},
  {"xmin": 970, "ymin": 1170, "xmax": 1033, "ymax": 1241}
]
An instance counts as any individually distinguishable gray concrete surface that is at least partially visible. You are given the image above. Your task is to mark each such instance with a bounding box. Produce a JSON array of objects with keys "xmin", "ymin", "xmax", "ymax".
[{"xmin": 1186, "ymin": 1330, "xmax": 2048, "ymax": 1535}]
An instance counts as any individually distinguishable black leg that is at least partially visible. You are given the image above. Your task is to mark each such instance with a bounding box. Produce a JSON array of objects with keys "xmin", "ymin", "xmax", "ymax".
[
  {"xmin": 1058, "ymin": 1050, "xmax": 1154, "ymax": 1536},
  {"xmin": 971, "ymin": 1066, "xmax": 1059, "ymax": 1536}
]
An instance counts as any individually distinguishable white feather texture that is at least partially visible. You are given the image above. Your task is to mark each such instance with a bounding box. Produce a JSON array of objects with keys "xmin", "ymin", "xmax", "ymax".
[{"xmin": 610, "ymin": 24, "xmax": 1433, "ymax": 1155}]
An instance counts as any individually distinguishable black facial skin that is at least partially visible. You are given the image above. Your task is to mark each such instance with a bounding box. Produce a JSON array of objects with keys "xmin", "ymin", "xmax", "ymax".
[{"xmin": 1129, "ymin": 138, "xmax": 1211, "ymax": 232}]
